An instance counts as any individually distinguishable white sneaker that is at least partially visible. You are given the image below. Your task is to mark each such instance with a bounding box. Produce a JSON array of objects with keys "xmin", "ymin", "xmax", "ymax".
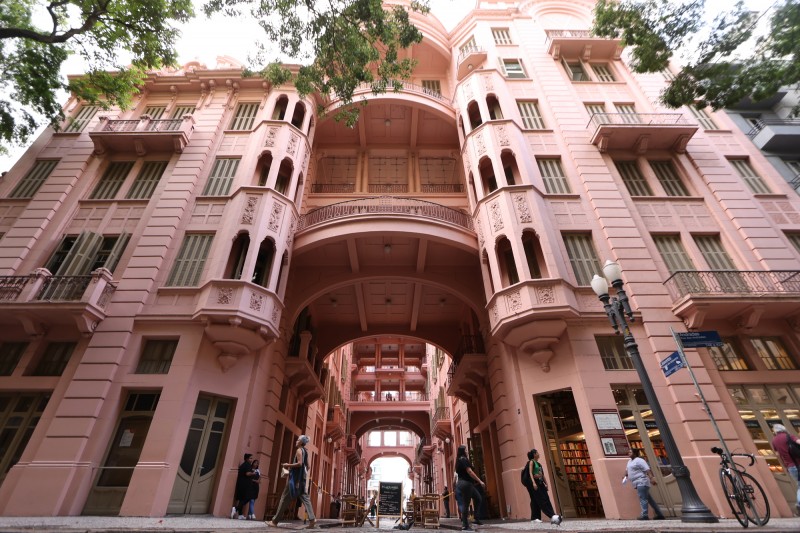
[
  {"xmin": 551, "ymin": 514, "xmax": 562, "ymax": 525},
  {"xmin": 532, "ymin": 519, "xmax": 541, "ymax": 523},
  {"xmin": 239, "ymin": 515, "xmax": 246, "ymax": 520},
  {"xmin": 231, "ymin": 507, "xmax": 237, "ymax": 519},
  {"xmin": 250, "ymin": 514, "xmax": 256, "ymax": 520}
]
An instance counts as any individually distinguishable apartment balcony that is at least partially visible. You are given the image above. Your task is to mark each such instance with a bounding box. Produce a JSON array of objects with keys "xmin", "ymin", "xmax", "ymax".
[
  {"xmin": 431, "ymin": 406, "xmax": 451, "ymax": 440},
  {"xmin": 447, "ymin": 354, "xmax": 487, "ymax": 402},
  {"xmin": 545, "ymin": 29, "xmax": 623, "ymax": 61},
  {"xmin": 457, "ymin": 47, "xmax": 488, "ymax": 80},
  {"xmin": 89, "ymin": 115, "xmax": 194, "ymax": 155},
  {"xmin": 747, "ymin": 119, "xmax": 800, "ymax": 152},
  {"xmin": 343, "ymin": 434, "xmax": 362, "ymax": 463},
  {"xmin": 285, "ymin": 354, "xmax": 327, "ymax": 404},
  {"xmin": 0, "ymin": 268, "xmax": 116, "ymax": 336},
  {"xmin": 324, "ymin": 79, "xmax": 453, "ymax": 114},
  {"xmin": 588, "ymin": 113, "xmax": 698, "ymax": 153},
  {"xmin": 326, "ymin": 405, "xmax": 347, "ymax": 442},
  {"xmin": 664, "ymin": 270, "xmax": 800, "ymax": 329},
  {"xmin": 415, "ymin": 438, "xmax": 437, "ymax": 465}
]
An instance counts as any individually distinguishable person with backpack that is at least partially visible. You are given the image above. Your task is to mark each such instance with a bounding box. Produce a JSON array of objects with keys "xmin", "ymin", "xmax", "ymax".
[
  {"xmin": 771, "ymin": 424, "xmax": 800, "ymax": 515},
  {"xmin": 268, "ymin": 435, "xmax": 317, "ymax": 529},
  {"xmin": 522, "ymin": 449, "xmax": 561, "ymax": 525}
]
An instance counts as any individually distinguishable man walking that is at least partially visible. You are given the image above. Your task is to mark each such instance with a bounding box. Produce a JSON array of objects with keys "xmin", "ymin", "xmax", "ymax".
[
  {"xmin": 268, "ymin": 435, "xmax": 317, "ymax": 529},
  {"xmin": 442, "ymin": 486, "xmax": 451, "ymax": 518},
  {"xmin": 771, "ymin": 424, "xmax": 800, "ymax": 515}
]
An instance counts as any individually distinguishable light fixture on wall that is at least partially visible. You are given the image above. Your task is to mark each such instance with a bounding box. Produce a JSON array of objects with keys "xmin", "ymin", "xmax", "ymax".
[
  {"xmin": 385, "ymin": 118, "xmax": 391, "ymax": 127},
  {"xmin": 327, "ymin": 437, "xmax": 333, "ymax": 443},
  {"xmin": 384, "ymin": 244, "xmax": 392, "ymax": 255}
]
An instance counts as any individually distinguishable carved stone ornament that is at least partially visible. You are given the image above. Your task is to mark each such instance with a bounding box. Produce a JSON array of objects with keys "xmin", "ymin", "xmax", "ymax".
[
  {"xmin": 475, "ymin": 219, "xmax": 484, "ymax": 247},
  {"xmin": 536, "ymin": 285, "xmax": 555, "ymax": 304},
  {"xmin": 491, "ymin": 303, "xmax": 499, "ymax": 324},
  {"xmin": 272, "ymin": 305, "xmax": 280, "ymax": 324},
  {"xmin": 241, "ymin": 196, "xmax": 258, "ymax": 224},
  {"xmin": 497, "ymin": 124, "xmax": 510, "ymax": 146},
  {"xmin": 286, "ymin": 215, "xmax": 297, "ymax": 249},
  {"xmin": 288, "ymin": 133, "xmax": 299, "ymax": 155},
  {"xmin": 513, "ymin": 194, "xmax": 532, "ymax": 223},
  {"xmin": 507, "ymin": 290, "xmax": 522, "ymax": 313},
  {"xmin": 463, "ymin": 82, "xmax": 474, "ymax": 100},
  {"xmin": 475, "ymin": 131, "xmax": 486, "ymax": 155},
  {"xmin": 489, "ymin": 201, "xmax": 504, "ymax": 232},
  {"xmin": 268, "ymin": 201, "xmax": 285, "ymax": 232},
  {"xmin": 217, "ymin": 287, "xmax": 234, "ymax": 305},
  {"xmin": 266, "ymin": 127, "xmax": 279, "ymax": 147},
  {"xmin": 484, "ymin": 75, "xmax": 494, "ymax": 91},
  {"xmin": 250, "ymin": 292, "xmax": 264, "ymax": 312}
]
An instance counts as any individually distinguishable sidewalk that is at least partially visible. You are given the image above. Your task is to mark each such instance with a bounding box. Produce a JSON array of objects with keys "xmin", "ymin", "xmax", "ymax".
[{"xmin": 1, "ymin": 516, "xmax": 800, "ymax": 532}]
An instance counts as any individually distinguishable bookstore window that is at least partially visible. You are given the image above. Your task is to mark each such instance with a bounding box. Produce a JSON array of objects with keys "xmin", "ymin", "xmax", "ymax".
[
  {"xmin": 136, "ymin": 339, "xmax": 178, "ymax": 374},
  {"xmin": 613, "ymin": 386, "xmax": 672, "ymax": 476},
  {"xmin": 750, "ymin": 337, "xmax": 797, "ymax": 370},
  {"xmin": 706, "ymin": 338, "xmax": 750, "ymax": 371}
]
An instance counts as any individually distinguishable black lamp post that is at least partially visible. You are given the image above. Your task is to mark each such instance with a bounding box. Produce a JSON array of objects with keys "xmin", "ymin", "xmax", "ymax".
[{"xmin": 591, "ymin": 260, "xmax": 718, "ymax": 523}]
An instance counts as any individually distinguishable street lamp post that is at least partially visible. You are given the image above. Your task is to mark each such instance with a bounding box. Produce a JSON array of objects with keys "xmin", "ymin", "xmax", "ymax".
[{"xmin": 591, "ymin": 260, "xmax": 718, "ymax": 523}]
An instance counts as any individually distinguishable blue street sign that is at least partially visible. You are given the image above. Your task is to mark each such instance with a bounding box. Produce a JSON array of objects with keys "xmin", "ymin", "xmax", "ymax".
[
  {"xmin": 677, "ymin": 331, "xmax": 723, "ymax": 348},
  {"xmin": 660, "ymin": 351, "xmax": 684, "ymax": 378}
]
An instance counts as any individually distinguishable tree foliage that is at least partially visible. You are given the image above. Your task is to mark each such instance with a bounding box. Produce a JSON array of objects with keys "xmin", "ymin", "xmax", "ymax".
[
  {"xmin": 0, "ymin": 0, "xmax": 429, "ymax": 155},
  {"xmin": 593, "ymin": 0, "xmax": 800, "ymax": 112}
]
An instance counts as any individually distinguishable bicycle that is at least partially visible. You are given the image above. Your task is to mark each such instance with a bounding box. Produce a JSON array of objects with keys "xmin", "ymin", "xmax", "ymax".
[{"xmin": 711, "ymin": 446, "xmax": 770, "ymax": 527}]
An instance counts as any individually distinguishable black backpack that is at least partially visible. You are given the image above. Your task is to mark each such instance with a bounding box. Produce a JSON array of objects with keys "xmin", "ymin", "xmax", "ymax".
[
  {"xmin": 786, "ymin": 433, "xmax": 800, "ymax": 464},
  {"xmin": 521, "ymin": 460, "xmax": 533, "ymax": 487}
]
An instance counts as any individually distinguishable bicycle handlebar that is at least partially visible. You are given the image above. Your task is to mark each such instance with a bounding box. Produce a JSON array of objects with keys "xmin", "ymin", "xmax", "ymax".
[{"xmin": 711, "ymin": 447, "xmax": 755, "ymax": 467}]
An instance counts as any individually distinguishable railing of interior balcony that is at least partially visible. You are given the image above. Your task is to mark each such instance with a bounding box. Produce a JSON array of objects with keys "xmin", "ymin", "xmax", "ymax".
[
  {"xmin": 747, "ymin": 118, "xmax": 800, "ymax": 137},
  {"xmin": 312, "ymin": 183, "xmax": 356, "ymax": 193},
  {"xmin": 350, "ymin": 391, "xmax": 428, "ymax": 402},
  {"xmin": 0, "ymin": 276, "xmax": 29, "ymax": 301},
  {"xmin": 455, "ymin": 335, "xmax": 485, "ymax": 358},
  {"xmin": 368, "ymin": 184, "xmax": 408, "ymax": 194},
  {"xmin": 421, "ymin": 184, "xmax": 464, "ymax": 193},
  {"xmin": 297, "ymin": 196, "xmax": 473, "ymax": 231},
  {"xmin": 546, "ymin": 29, "xmax": 594, "ymax": 39},
  {"xmin": 587, "ymin": 113, "xmax": 689, "ymax": 128},
  {"xmin": 311, "ymin": 183, "xmax": 464, "ymax": 194},
  {"xmin": 325, "ymin": 79, "xmax": 447, "ymax": 105},
  {"xmin": 433, "ymin": 406, "xmax": 450, "ymax": 422},
  {"xmin": 664, "ymin": 270, "xmax": 800, "ymax": 300}
]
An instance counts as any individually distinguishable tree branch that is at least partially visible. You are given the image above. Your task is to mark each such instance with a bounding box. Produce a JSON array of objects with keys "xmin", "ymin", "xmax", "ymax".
[{"xmin": 0, "ymin": 0, "xmax": 109, "ymax": 44}]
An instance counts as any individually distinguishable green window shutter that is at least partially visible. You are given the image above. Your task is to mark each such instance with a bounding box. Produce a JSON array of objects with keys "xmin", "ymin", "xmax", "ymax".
[
  {"xmin": 653, "ymin": 235, "xmax": 695, "ymax": 273},
  {"xmin": 143, "ymin": 106, "xmax": 166, "ymax": 119},
  {"xmin": 202, "ymin": 158, "xmax": 239, "ymax": 196},
  {"xmin": 230, "ymin": 103, "xmax": 259, "ymax": 130},
  {"xmin": 694, "ymin": 235, "xmax": 735, "ymax": 270},
  {"xmin": 537, "ymin": 158, "xmax": 570, "ymax": 194},
  {"xmin": 171, "ymin": 106, "xmax": 195, "ymax": 118},
  {"xmin": 9, "ymin": 160, "xmax": 59, "ymax": 199},
  {"xmin": 730, "ymin": 159, "xmax": 771, "ymax": 194},
  {"xmin": 57, "ymin": 231, "xmax": 104, "ymax": 276},
  {"xmin": 101, "ymin": 233, "xmax": 131, "ymax": 273},
  {"xmin": 563, "ymin": 233, "xmax": 601, "ymax": 286},
  {"xmin": 90, "ymin": 162, "xmax": 134, "ymax": 199},
  {"xmin": 166, "ymin": 234, "xmax": 214, "ymax": 287},
  {"xmin": 688, "ymin": 106, "xmax": 718, "ymax": 130},
  {"xmin": 66, "ymin": 106, "xmax": 99, "ymax": 132},
  {"xmin": 517, "ymin": 101, "xmax": 544, "ymax": 129},
  {"xmin": 615, "ymin": 161, "xmax": 653, "ymax": 196},
  {"xmin": 126, "ymin": 161, "xmax": 168, "ymax": 199},
  {"xmin": 650, "ymin": 161, "xmax": 689, "ymax": 196}
]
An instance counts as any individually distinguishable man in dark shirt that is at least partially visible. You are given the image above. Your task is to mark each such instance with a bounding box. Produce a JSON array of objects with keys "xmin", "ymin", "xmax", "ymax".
[
  {"xmin": 442, "ymin": 486, "xmax": 451, "ymax": 518},
  {"xmin": 771, "ymin": 424, "xmax": 800, "ymax": 514}
]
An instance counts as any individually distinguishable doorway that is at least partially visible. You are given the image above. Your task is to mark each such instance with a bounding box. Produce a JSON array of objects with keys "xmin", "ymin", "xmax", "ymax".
[
  {"xmin": 168, "ymin": 395, "xmax": 233, "ymax": 514},
  {"xmin": 536, "ymin": 389, "xmax": 604, "ymax": 518}
]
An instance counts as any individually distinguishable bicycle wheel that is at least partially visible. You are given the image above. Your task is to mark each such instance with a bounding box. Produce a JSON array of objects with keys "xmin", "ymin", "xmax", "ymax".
[
  {"xmin": 719, "ymin": 469, "xmax": 748, "ymax": 527},
  {"xmin": 737, "ymin": 471, "xmax": 770, "ymax": 526}
]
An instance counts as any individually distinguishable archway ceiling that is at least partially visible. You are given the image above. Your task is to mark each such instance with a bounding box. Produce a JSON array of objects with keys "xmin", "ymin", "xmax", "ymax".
[{"xmin": 286, "ymin": 233, "xmax": 483, "ymax": 357}]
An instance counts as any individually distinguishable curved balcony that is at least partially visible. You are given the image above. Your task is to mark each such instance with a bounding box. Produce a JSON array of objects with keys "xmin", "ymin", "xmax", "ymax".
[
  {"xmin": 457, "ymin": 47, "xmax": 488, "ymax": 80},
  {"xmin": 324, "ymin": 79, "xmax": 453, "ymax": 114},
  {"xmin": 588, "ymin": 113, "xmax": 698, "ymax": 153},
  {"xmin": 89, "ymin": 115, "xmax": 194, "ymax": 155},
  {"xmin": 664, "ymin": 270, "xmax": 800, "ymax": 329},
  {"xmin": 297, "ymin": 196, "xmax": 473, "ymax": 232},
  {"xmin": 545, "ymin": 29, "xmax": 623, "ymax": 61}
]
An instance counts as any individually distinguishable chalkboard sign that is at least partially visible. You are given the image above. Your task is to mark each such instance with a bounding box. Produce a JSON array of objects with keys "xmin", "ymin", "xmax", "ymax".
[{"xmin": 378, "ymin": 482, "xmax": 403, "ymax": 516}]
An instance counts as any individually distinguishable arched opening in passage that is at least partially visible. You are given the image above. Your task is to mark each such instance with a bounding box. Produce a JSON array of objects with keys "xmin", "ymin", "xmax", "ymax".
[
  {"xmin": 294, "ymin": 173, "xmax": 304, "ymax": 204},
  {"xmin": 481, "ymin": 249, "xmax": 495, "ymax": 294},
  {"xmin": 478, "ymin": 157, "xmax": 497, "ymax": 194},
  {"xmin": 496, "ymin": 236, "xmax": 519, "ymax": 287},
  {"xmin": 276, "ymin": 158, "xmax": 293, "ymax": 195},
  {"xmin": 500, "ymin": 151, "xmax": 520, "ymax": 187},
  {"xmin": 276, "ymin": 250, "xmax": 289, "ymax": 297},
  {"xmin": 257, "ymin": 152, "xmax": 274, "ymax": 186},
  {"xmin": 252, "ymin": 237, "xmax": 276, "ymax": 288},
  {"xmin": 458, "ymin": 117, "xmax": 466, "ymax": 141},
  {"xmin": 466, "ymin": 101, "xmax": 482, "ymax": 130},
  {"xmin": 272, "ymin": 95, "xmax": 289, "ymax": 121},
  {"xmin": 486, "ymin": 94, "xmax": 503, "ymax": 120},
  {"xmin": 225, "ymin": 232, "xmax": 250, "ymax": 279},
  {"xmin": 291, "ymin": 103, "xmax": 306, "ymax": 130},
  {"xmin": 522, "ymin": 230, "xmax": 548, "ymax": 279}
]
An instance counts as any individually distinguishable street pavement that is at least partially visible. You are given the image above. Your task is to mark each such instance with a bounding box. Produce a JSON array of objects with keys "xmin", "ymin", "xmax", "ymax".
[{"xmin": 1, "ymin": 516, "xmax": 800, "ymax": 532}]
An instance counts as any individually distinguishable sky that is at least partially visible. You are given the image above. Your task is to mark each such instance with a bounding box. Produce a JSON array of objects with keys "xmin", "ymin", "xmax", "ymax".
[{"xmin": 0, "ymin": 0, "xmax": 770, "ymax": 171}]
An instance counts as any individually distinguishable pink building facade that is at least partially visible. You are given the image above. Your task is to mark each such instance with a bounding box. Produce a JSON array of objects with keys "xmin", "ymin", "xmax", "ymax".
[{"xmin": 1, "ymin": 0, "xmax": 800, "ymax": 521}]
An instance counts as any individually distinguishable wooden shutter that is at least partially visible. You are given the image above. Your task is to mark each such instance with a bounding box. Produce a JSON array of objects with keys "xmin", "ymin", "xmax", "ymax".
[
  {"xmin": 90, "ymin": 162, "xmax": 134, "ymax": 199},
  {"xmin": 56, "ymin": 230, "xmax": 104, "ymax": 276},
  {"xmin": 653, "ymin": 235, "xmax": 695, "ymax": 273},
  {"xmin": 202, "ymin": 158, "xmax": 240, "ymax": 196},
  {"xmin": 615, "ymin": 161, "xmax": 653, "ymax": 196},
  {"xmin": 143, "ymin": 106, "xmax": 166, "ymax": 119},
  {"xmin": 102, "ymin": 233, "xmax": 131, "ymax": 273},
  {"xmin": 563, "ymin": 234, "xmax": 601, "ymax": 286},
  {"xmin": 66, "ymin": 106, "xmax": 99, "ymax": 132},
  {"xmin": 517, "ymin": 101, "xmax": 544, "ymax": 129},
  {"xmin": 537, "ymin": 159, "xmax": 570, "ymax": 194},
  {"xmin": 730, "ymin": 159, "xmax": 771, "ymax": 194},
  {"xmin": 688, "ymin": 106, "xmax": 717, "ymax": 130},
  {"xmin": 9, "ymin": 160, "xmax": 59, "ymax": 199},
  {"xmin": 230, "ymin": 103, "xmax": 259, "ymax": 130},
  {"xmin": 166, "ymin": 234, "xmax": 214, "ymax": 286},
  {"xmin": 650, "ymin": 161, "xmax": 689, "ymax": 196},
  {"xmin": 127, "ymin": 161, "xmax": 168, "ymax": 199},
  {"xmin": 591, "ymin": 64, "xmax": 615, "ymax": 82}
]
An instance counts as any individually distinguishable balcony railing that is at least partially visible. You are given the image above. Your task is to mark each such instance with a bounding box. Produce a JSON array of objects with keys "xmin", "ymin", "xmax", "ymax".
[
  {"xmin": 297, "ymin": 196, "xmax": 473, "ymax": 231},
  {"xmin": 588, "ymin": 113, "xmax": 691, "ymax": 128},
  {"xmin": 455, "ymin": 335, "xmax": 485, "ymax": 359},
  {"xmin": 588, "ymin": 112, "xmax": 697, "ymax": 153},
  {"xmin": 324, "ymin": 79, "xmax": 449, "ymax": 107},
  {"xmin": 311, "ymin": 183, "xmax": 356, "ymax": 194},
  {"xmin": 421, "ymin": 183, "xmax": 464, "ymax": 193},
  {"xmin": 664, "ymin": 270, "xmax": 800, "ymax": 300},
  {"xmin": 350, "ymin": 391, "xmax": 428, "ymax": 402},
  {"xmin": 433, "ymin": 406, "xmax": 450, "ymax": 422},
  {"xmin": 368, "ymin": 184, "xmax": 409, "ymax": 194},
  {"xmin": 746, "ymin": 119, "xmax": 800, "ymax": 137},
  {"xmin": 790, "ymin": 173, "xmax": 800, "ymax": 192},
  {"xmin": 90, "ymin": 115, "xmax": 194, "ymax": 155},
  {"xmin": 36, "ymin": 275, "xmax": 93, "ymax": 301},
  {"xmin": 0, "ymin": 276, "xmax": 29, "ymax": 301}
]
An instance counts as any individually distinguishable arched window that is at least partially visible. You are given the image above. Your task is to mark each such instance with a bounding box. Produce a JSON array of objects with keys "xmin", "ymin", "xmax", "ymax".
[
  {"xmin": 257, "ymin": 152, "xmax": 274, "ymax": 186},
  {"xmin": 291, "ymin": 103, "xmax": 306, "ymax": 129},
  {"xmin": 481, "ymin": 250, "xmax": 495, "ymax": 294},
  {"xmin": 467, "ymin": 101, "xmax": 482, "ymax": 130},
  {"xmin": 458, "ymin": 117, "xmax": 466, "ymax": 140},
  {"xmin": 225, "ymin": 232, "xmax": 250, "ymax": 279},
  {"xmin": 276, "ymin": 251, "xmax": 290, "ymax": 296},
  {"xmin": 522, "ymin": 231, "xmax": 547, "ymax": 279},
  {"xmin": 294, "ymin": 173, "xmax": 304, "ymax": 204},
  {"xmin": 487, "ymin": 95, "xmax": 503, "ymax": 120},
  {"xmin": 500, "ymin": 151, "xmax": 520, "ymax": 186},
  {"xmin": 276, "ymin": 158, "xmax": 293, "ymax": 195},
  {"xmin": 497, "ymin": 237, "xmax": 519, "ymax": 287},
  {"xmin": 479, "ymin": 158, "xmax": 497, "ymax": 194},
  {"xmin": 272, "ymin": 95, "xmax": 289, "ymax": 120},
  {"xmin": 252, "ymin": 238, "xmax": 276, "ymax": 288}
]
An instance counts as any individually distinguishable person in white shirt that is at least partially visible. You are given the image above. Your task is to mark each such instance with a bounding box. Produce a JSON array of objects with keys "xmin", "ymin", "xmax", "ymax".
[{"xmin": 624, "ymin": 448, "xmax": 665, "ymax": 520}]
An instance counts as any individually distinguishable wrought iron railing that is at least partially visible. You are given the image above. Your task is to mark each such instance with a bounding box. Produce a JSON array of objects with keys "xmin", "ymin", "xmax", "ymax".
[
  {"xmin": 311, "ymin": 183, "xmax": 356, "ymax": 193},
  {"xmin": 747, "ymin": 118, "xmax": 800, "ymax": 137},
  {"xmin": 458, "ymin": 46, "xmax": 486, "ymax": 64},
  {"xmin": 349, "ymin": 391, "xmax": 428, "ymax": 402},
  {"xmin": 433, "ymin": 406, "xmax": 450, "ymax": 422},
  {"xmin": 297, "ymin": 196, "xmax": 473, "ymax": 231},
  {"xmin": 0, "ymin": 276, "xmax": 29, "ymax": 301},
  {"xmin": 368, "ymin": 184, "xmax": 408, "ymax": 194},
  {"xmin": 36, "ymin": 275, "xmax": 93, "ymax": 301},
  {"xmin": 325, "ymin": 79, "xmax": 448, "ymax": 105},
  {"xmin": 455, "ymin": 335, "xmax": 486, "ymax": 359},
  {"xmin": 790, "ymin": 173, "xmax": 800, "ymax": 192},
  {"xmin": 664, "ymin": 270, "xmax": 800, "ymax": 300},
  {"xmin": 588, "ymin": 113, "xmax": 690, "ymax": 129},
  {"xmin": 545, "ymin": 29, "xmax": 594, "ymax": 39},
  {"xmin": 421, "ymin": 183, "xmax": 464, "ymax": 193}
]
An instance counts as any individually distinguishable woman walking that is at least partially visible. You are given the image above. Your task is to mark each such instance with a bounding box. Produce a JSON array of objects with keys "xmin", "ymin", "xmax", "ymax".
[
  {"xmin": 268, "ymin": 435, "xmax": 317, "ymax": 529},
  {"xmin": 524, "ymin": 449, "xmax": 561, "ymax": 524},
  {"xmin": 624, "ymin": 448, "xmax": 665, "ymax": 520},
  {"xmin": 454, "ymin": 445, "xmax": 484, "ymax": 531}
]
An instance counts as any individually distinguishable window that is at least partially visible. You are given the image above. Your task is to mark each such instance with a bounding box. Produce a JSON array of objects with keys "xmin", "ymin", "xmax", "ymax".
[
  {"xmin": 596, "ymin": 336, "xmax": 633, "ymax": 370},
  {"xmin": 142, "ymin": 106, "xmax": 166, "ymax": 119},
  {"xmin": 616, "ymin": 104, "xmax": 641, "ymax": 124},
  {"xmin": 65, "ymin": 105, "xmax": 98, "ymax": 132},
  {"xmin": 615, "ymin": 161, "xmax": 653, "ymax": 196},
  {"xmin": 136, "ymin": 339, "xmax": 178, "ymax": 374},
  {"xmin": 89, "ymin": 161, "xmax": 135, "ymax": 199},
  {"xmin": 788, "ymin": 233, "xmax": 800, "ymax": 254},
  {"xmin": 517, "ymin": 101, "xmax": 545, "ymax": 129},
  {"xmin": 8, "ymin": 160, "xmax": 59, "ymax": 199},
  {"xmin": 563, "ymin": 61, "xmax": 589, "ymax": 81},
  {"xmin": 492, "ymin": 28, "xmax": 512, "ymax": 45},
  {"xmin": 459, "ymin": 37, "xmax": 478, "ymax": 56},
  {"xmin": 591, "ymin": 64, "xmax": 615, "ymax": 82},
  {"xmin": 45, "ymin": 231, "xmax": 130, "ymax": 276},
  {"xmin": 707, "ymin": 339, "xmax": 750, "ymax": 371},
  {"xmin": 694, "ymin": 235, "xmax": 736, "ymax": 270},
  {"xmin": 562, "ymin": 233, "xmax": 601, "ymax": 286},
  {"xmin": 126, "ymin": 161, "xmax": 168, "ymax": 199},
  {"xmin": 502, "ymin": 59, "xmax": 526, "ymax": 78},
  {"xmin": 688, "ymin": 106, "xmax": 718, "ymax": 130},
  {"xmin": 785, "ymin": 160, "xmax": 800, "ymax": 177},
  {"xmin": 229, "ymin": 103, "xmax": 259, "ymax": 131},
  {"xmin": 585, "ymin": 104, "xmax": 606, "ymax": 116},
  {"xmin": 0, "ymin": 342, "xmax": 28, "ymax": 376},
  {"xmin": 653, "ymin": 235, "xmax": 695, "ymax": 273},
  {"xmin": 171, "ymin": 105, "xmax": 195, "ymax": 118},
  {"xmin": 662, "ymin": 68, "xmax": 675, "ymax": 81},
  {"xmin": 537, "ymin": 158, "xmax": 571, "ymax": 194},
  {"xmin": 32, "ymin": 342, "xmax": 76, "ymax": 376},
  {"xmin": 202, "ymin": 158, "xmax": 240, "ymax": 196},
  {"xmin": 650, "ymin": 161, "xmax": 689, "ymax": 196},
  {"xmin": 421, "ymin": 80, "xmax": 442, "ymax": 96},
  {"xmin": 730, "ymin": 159, "xmax": 771, "ymax": 194},
  {"xmin": 166, "ymin": 234, "xmax": 214, "ymax": 287},
  {"xmin": 750, "ymin": 337, "xmax": 797, "ymax": 370},
  {"xmin": 0, "ymin": 393, "xmax": 49, "ymax": 480}
]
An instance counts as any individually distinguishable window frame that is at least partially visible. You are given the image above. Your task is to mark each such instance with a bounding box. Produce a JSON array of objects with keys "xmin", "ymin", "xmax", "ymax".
[
  {"xmin": 501, "ymin": 58, "xmax": 527, "ymax": 79},
  {"xmin": 8, "ymin": 159, "xmax": 60, "ymax": 199},
  {"xmin": 562, "ymin": 233, "xmax": 602, "ymax": 286},
  {"xmin": 729, "ymin": 159, "xmax": 771, "ymax": 194},
  {"xmin": 516, "ymin": 100, "xmax": 545, "ymax": 130},
  {"xmin": 491, "ymin": 27, "xmax": 513, "ymax": 45}
]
